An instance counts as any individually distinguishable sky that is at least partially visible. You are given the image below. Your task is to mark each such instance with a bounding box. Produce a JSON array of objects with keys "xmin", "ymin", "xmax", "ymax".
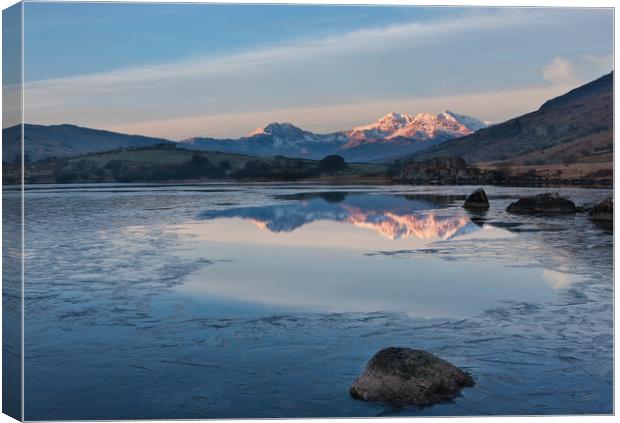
[{"xmin": 7, "ymin": 3, "xmax": 615, "ymax": 139}]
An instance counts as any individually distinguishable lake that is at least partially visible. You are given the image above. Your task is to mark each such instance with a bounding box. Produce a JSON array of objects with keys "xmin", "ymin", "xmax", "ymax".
[{"xmin": 7, "ymin": 183, "xmax": 613, "ymax": 419}]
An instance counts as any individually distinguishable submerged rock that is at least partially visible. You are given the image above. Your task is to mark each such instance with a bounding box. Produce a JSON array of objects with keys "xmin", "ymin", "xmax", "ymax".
[
  {"xmin": 349, "ymin": 347, "xmax": 474, "ymax": 406},
  {"xmin": 576, "ymin": 204, "xmax": 593, "ymax": 213},
  {"xmin": 589, "ymin": 197, "xmax": 613, "ymax": 221},
  {"xmin": 463, "ymin": 188, "xmax": 489, "ymax": 210},
  {"xmin": 506, "ymin": 193, "xmax": 576, "ymax": 214}
]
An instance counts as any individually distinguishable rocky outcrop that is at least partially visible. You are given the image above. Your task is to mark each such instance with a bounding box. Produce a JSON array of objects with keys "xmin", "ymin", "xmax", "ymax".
[
  {"xmin": 463, "ymin": 188, "xmax": 489, "ymax": 210},
  {"xmin": 576, "ymin": 204, "xmax": 593, "ymax": 213},
  {"xmin": 589, "ymin": 197, "xmax": 613, "ymax": 221},
  {"xmin": 349, "ymin": 347, "xmax": 474, "ymax": 406},
  {"xmin": 398, "ymin": 157, "xmax": 480, "ymax": 184},
  {"xmin": 506, "ymin": 193, "xmax": 576, "ymax": 214}
]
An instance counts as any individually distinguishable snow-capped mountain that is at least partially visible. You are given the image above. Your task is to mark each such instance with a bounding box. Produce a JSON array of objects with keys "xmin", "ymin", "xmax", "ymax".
[
  {"xmin": 249, "ymin": 122, "xmax": 346, "ymax": 147},
  {"xmin": 344, "ymin": 111, "xmax": 488, "ymax": 147},
  {"xmin": 250, "ymin": 123, "xmax": 315, "ymax": 145},
  {"xmin": 179, "ymin": 111, "xmax": 489, "ymax": 162}
]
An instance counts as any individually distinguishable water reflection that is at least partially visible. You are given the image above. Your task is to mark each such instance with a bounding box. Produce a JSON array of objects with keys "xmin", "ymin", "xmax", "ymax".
[
  {"xmin": 174, "ymin": 192, "xmax": 562, "ymax": 318},
  {"xmin": 21, "ymin": 185, "xmax": 611, "ymax": 418},
  {"xmin": 199, "ymin": 193, "xmax": 480, "ymax": 240}
]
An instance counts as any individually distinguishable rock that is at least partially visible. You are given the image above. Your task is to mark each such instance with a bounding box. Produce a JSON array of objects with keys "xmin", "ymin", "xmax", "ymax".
[
  {"xmin": 589, "ymin": 197, "xmax": 613, "ymax": 221},
  {"xmin": 398, "ymin": 157, "xmax": 480, "ymax": 184},
  {"xmin": 506, "ymin": 193, "xmax": 576, "ymax": 214},
  {"xmin": 349, "ymin": 347, "xmax": 474, "ymax": 406},
  {"xmin": 576, "ymin": 204, "xmax": 593, "ymax": 213},
  {"xmin": 463, "ymin": 188, "xmax": 489, "ymax": 210}
]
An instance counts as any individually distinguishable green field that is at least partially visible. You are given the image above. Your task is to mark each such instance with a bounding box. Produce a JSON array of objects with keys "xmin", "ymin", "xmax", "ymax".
[
  {"xmin": 12, "ymin": 146, "xmax": 391, "ymax": 184},
  {"xmin": 68, "ymin": 148, "xmax": 261, "ymax": 166},
  {"xmin": 67, "ymin": 147, "xmax": 389, "ymax": 174}
]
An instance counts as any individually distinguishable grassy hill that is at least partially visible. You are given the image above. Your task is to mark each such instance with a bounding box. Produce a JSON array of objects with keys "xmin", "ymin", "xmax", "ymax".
[
  {"xmin": 65, "ymin": 146, "xmax": 261, "ymax": 167},
  {"xmin": 411, "ymin": 72, "xmax": 613, "ymax": 166},
  {"xmin": 6, "ymin": 145, "xmax": 390, "ymax": 184},
  {"xmin": 2, "ymin": 123, "xmax": 176, "ymax": 163}
]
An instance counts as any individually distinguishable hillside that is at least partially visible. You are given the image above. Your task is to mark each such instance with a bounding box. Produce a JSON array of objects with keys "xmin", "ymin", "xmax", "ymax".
[
  {"xmin": 5, "ymin": 145, "xmax": 389, "ymax": 185},
  {"xmin": 2, "ymin": 124, "xmax": 175, "ymax": 163},
  {"xmin": 411, "ymin": 72, "xmax": 613, "ymax": 165},
  {"xmin": 4, "ymin": 111, "xmax": 487, "ymax": 164},
  {"xmin": 182, "ymin": 111, "xmax": 488, "ymax": 162}
]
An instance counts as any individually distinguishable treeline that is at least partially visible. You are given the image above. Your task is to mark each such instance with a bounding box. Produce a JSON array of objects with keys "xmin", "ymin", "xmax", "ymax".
[
  {"xmin": 236, "ymin": 154, "xmax": 347, "ymax": 180},
  {"xmin": 51, "ymin": 153, "xmax": 351, "ymax": 183},
  {"xmin": 55, "ymin": 154, "xmax": 230, "ymax": 183},
  {"xmin": 394, "ymin": 157, "xmax": 612, "ymax": 187}
]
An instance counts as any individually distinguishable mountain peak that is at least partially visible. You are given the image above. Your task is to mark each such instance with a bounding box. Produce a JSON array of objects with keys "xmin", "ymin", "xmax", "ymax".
[
  {"xmin": 438, "ymin": 110, "xmax": 458, "ymax": 121},
  {"xmin": 351, "ymin": 112, "xmax": 408, "ymax": 137},
  {"xmin": 264, "ymin": 122, "xmax": 299, "ymax": 131},
  {"xmin": 380, "ymin": 112, "xmax": 407, "ymax": 123},
  {"xmin": 438, "ymin": 110, "xmax": 490, "ymax": 131},
  {"xmin": 347, "ymin": 111, "xmax": 488, "ymax": 145},
  {"xmin": 250, "ymin": 122, "xmax": 302, "ymax": 136},
  {"xmin": 245, "ymin": 122, "xmax": 323, "ymax": 149}
]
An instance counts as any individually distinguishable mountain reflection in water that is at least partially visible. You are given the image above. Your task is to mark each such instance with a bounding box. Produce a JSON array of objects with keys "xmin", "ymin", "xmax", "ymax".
[
  {"xmin": 199, "ymin": 193, "xmax": 481, "ymax": 240},
  {"xmin": 181, "ymin": 192, "xmax": 542, "ymax": 318}
]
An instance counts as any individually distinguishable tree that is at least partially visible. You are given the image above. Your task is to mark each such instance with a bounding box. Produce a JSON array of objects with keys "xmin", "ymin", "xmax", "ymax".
[
  {"xmin": 218, "ymin": 160, "xmax": 232, "ymax": 172},
  {"xmin": 319, "ymin": 155, "xmax": 347, "ymax": 172},
  {"xmin": 240, "ymin": 160, "xmax": 271, "ymax": 178},
  {"xmin": 190, "ymin": 152, "xmax": 210, "ymax": 167}
]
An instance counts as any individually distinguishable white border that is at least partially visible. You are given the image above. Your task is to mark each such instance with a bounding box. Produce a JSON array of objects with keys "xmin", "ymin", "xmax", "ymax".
[
  {"xmin": 20, "ymin": 1, "xmax": 24, "ymax": 421},
  {"xmin": 0, "ymin": 2, "xmax": 616, "ymax": 423}
]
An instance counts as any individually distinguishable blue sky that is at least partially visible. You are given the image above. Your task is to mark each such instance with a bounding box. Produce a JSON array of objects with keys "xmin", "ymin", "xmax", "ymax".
[
  {"xmin": 24, "ymin": 3, "xmax": 459, "ymax": 81},
  {"xmin": 15, "ymin": 3, "xmax": 614, "ymax": 139}
]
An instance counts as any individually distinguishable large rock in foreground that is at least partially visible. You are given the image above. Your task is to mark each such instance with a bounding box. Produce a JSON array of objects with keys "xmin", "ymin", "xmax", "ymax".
[
  {"xmin": 589, "ymin": 197, "xmax": 613, "ymax": 221},
  {"xmin": 506, "ymin": 193, "xmax": 576, "ymax": 214},
  {"xmin": 349, "ymin": 347, "xmax": 474, "ymax": 406},
  {"xmin": 463, "ymin": 188, "xmax": 489, "ymax": 210}
]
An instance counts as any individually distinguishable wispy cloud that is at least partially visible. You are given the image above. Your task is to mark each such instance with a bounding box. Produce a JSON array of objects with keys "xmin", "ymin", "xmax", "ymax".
[
  {"xmin": 107, "ymin": 83, "xmax": 579, "ymax": 140},
  {"xmin": 21, "ymin": 8, "xmax": 613, "ymax": 137},
  {"xmin": 542, "ymin": 57, "xmax": 579, "ymax": 86},
  {"xmin": 3, "ymin": 84, "xmax": 22, "ymax": 129}
]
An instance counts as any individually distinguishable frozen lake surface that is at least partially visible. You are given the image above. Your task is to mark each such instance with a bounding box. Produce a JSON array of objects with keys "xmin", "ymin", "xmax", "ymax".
[{"xmin": 11, "ymin": 183, "xmax": 613, "ymax": 419}]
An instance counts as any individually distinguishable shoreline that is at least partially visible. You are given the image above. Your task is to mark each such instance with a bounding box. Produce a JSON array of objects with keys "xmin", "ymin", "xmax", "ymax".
[{"xmin": 4, "ymin": 177, "xmax": 613, "ymax": 190}]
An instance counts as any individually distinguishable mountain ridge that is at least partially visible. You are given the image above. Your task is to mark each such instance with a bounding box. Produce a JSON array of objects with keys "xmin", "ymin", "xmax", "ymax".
[
  {"xmin": 180, "ymin": 110, "xmax": 487, "ymax": 162},
  {"xmin": 2, "ymin": 123, "xmax": 175, "ymax": 163},
  {"xmin": 4, "ymin": 111, "xmax": 486, "ymax": 163},
  {"xmin": 411, "ymin": 72, "xmax": 613, "ymax": 165},
  {"xmin": 3, "ymin": 73, "xmax": 612, "ymax": 166}
]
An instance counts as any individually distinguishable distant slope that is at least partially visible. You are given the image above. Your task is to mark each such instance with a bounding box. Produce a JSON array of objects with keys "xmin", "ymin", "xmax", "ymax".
[
  {"xmin": 2, "ymin": 123, "xmax": 174, "ymax": 162},
  {"xmin": 66, "ymin": 146, "xmax": 258, "ymax": 165},
  {"xmin": 180, "ymin": 111, "xmax": 488, "ymax": 162},
  {"xmin": 5, "ymin": 111, "xmax": 487, "ymax": 163},
  {"xmin": 6, "ymin": 145, "xmax": 390, "ymax": 184},
  {"xmin": 411, "ymin": 72, "xmax": 613, "ymax": 164},
  {"xmin": 539, "ymin": 72, "xmax": 613, "ymax": 110}
]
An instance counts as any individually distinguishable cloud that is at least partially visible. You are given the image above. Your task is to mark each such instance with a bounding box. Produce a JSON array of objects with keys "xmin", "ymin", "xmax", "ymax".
[
  {"xmin": 20, "ymin": 8, "xmax": 612, "ymax": 138},
  {"xmin": 2, "ymin": 84, "xmax": 22, "ymax": 129},
  {"xmin": 542, "ymin": 57, "xmax": 580, "ymax": 86},
  {"xmin": 542, "ymin": 269, "xmax": 579, "ymax": 290},
  {"xmin": 107, "ymin": 83, "xmax": 578, "ymax": 140}
]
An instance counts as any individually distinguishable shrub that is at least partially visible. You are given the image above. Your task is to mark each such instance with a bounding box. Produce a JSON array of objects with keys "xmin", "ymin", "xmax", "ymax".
[{"xmin": 319, "ymin": 155, "xmax": 347, "ymax": 172}]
